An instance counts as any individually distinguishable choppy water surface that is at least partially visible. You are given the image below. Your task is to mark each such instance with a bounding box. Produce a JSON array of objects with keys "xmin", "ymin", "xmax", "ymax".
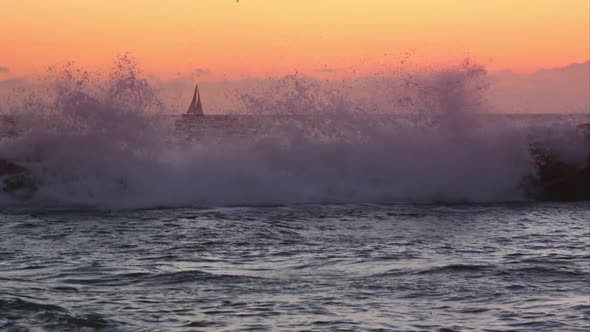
[{"xmin": 1, "ymin": 204, "xmax": 588, "ymax": 331}]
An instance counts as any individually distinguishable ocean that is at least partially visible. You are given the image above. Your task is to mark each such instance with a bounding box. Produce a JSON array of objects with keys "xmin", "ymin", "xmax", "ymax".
[
  {"xmin": 1, "ymin": 204, "xmax": 589, "ymax": 331},
  {"xmin": 1, "ymin": 60, "xmax": 589, "ymax": 331}
]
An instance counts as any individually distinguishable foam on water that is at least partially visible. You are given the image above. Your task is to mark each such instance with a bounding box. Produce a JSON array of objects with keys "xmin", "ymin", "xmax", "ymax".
[{"xmin": 0, "ymin": 57, "xmax": 588, "ymax": 208}]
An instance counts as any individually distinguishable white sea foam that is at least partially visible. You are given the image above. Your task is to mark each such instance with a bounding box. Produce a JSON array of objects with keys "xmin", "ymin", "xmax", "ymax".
[{"xmin": 0, "ymin": 57, "xmax": 588, "ymax": 208}]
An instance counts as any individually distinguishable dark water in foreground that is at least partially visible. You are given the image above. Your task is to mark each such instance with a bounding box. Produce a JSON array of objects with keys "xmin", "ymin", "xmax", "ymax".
[{"xmin": 1, "ymin": 204, "xmax": 589, "ymax": 331}]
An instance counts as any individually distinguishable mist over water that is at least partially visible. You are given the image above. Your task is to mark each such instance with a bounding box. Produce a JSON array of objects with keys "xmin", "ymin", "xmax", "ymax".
[{"xmin": 0, "ymin": 57, "xmax": 588, "ymax": 208}]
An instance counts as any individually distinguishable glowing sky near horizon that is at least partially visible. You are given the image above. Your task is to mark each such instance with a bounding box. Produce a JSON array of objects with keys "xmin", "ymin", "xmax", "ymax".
[{"xmin": 0, "ymin": 0, "xmax": 588, "ymax": 78}]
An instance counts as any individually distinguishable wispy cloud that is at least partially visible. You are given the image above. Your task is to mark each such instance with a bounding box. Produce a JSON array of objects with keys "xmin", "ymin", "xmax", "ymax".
[
  {"xmin": 192, "ymin": 68, "xmax": 211, "ymax": 77},
  {"xmin": 0, "ymin": 67, "xmax": 9, "ymax": 74},
  {"xmin": 0, "ymin": 77, "xmax": 26, "ymax": 88},
  {"xmin": 489, "ymin": 60, "xmax": 590, "ymax": 113}
]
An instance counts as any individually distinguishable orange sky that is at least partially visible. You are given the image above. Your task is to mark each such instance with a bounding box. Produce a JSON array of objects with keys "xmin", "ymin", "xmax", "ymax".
[{"xmin": 0, "ymin": 0, "xmax": 588, "ymax": 79}]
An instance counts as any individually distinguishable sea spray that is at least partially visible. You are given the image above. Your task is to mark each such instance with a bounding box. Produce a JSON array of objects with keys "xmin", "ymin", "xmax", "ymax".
[{"xmin": 0, "ymin": 57, "xmax": 586, "ymax": 208}]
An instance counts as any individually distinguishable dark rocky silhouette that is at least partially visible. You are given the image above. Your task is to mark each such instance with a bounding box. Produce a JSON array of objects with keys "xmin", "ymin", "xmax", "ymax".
[
  {"xmin": 525, "ymin": 123, "xmax": 590, "ymax": 201},
  {"xmin": 0, "ymin": 159, "xmax": 37, "ymax": 200}
]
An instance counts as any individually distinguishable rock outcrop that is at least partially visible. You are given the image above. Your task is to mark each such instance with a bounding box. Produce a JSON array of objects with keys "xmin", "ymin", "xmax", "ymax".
[
  {"xmin": 525, "ymin": 124, "xmax": 590, "ymax": 201},
  {"xmin": 0, "ymin": 159, "xmax": 38, "ymax": 200}
]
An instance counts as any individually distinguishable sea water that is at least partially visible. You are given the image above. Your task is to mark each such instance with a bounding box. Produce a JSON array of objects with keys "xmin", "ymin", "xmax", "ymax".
[
  {"xmin": 0, "ymin": 59, "xmax": 589, "ymax": 331},
  {"xmin": 1, "ymin": 204, "xmax": 589, "ymax": 331}
]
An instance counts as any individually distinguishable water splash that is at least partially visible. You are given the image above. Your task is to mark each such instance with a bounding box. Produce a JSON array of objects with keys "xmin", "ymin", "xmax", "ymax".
[{"xmin": 0, "ymin": 57, "xmax": 587, "ymax": 208}]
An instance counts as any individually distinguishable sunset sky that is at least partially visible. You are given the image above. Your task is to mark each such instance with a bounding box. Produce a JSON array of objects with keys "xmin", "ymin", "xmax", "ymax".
[{"xmin": 0, "ymin": 0, "xmax": 588, "ymax": 79}]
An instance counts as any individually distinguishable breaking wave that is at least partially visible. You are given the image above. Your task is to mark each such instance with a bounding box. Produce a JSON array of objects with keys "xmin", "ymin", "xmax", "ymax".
[{"xmin": 0, "ymin": 57, "xmax": 588, "ymax": 208}]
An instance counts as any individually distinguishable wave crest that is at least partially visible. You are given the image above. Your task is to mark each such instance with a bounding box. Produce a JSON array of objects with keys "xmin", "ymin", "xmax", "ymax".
[{"xmin": 0, "ymin": 57, "xmax": 587, "ymax": 208}]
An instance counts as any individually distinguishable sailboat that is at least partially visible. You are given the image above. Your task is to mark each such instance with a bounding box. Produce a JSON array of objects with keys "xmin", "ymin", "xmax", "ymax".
[
  {"xmin": 177, "ymin": 82, "xmax": 237, "ymax": 133},
  {"xmin": 184, "ymin": 83, "xmax": 204, "ymax": 118}
]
